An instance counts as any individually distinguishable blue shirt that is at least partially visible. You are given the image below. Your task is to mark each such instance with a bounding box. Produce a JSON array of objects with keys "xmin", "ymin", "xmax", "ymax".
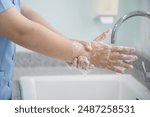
[{"xmin": 0, "ymin": 0, "xmax": 22, "ymax": 100}]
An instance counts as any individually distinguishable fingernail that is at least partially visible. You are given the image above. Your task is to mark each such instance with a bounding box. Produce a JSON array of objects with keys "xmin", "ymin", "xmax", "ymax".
[
  {"xmin": 107, "ymin": 29, "xmax": 112, "ymax": 35},
  {"xmin": 135, "ymin": 56, "xmax": 138, "ymax": 59},
  {"xmin": 133, "ymin": 56, "xmax": 138, "ymax": 60},
  {"xmin": 129, "ymin": 65, "xmax": 134, "ymax": 69},
  {"xmin": 121, "ymin": 69, "xmax": 125, "ymax": 74},
  {"xmin": 90, "ymin": 64, "xmax": 95, "ymax": 69},
  {"xmin": 130, "ymin": 56, "xmax": 138, "ymax": 60},
  {"xmin": 130, "ymin": 48, "xmax": 135, "ymax": 51}
]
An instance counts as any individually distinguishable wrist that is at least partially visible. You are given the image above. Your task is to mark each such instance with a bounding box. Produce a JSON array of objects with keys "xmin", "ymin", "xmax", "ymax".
[{"xmin": 72, "ymin": 41, "xmax": 87, "ymax": 58}]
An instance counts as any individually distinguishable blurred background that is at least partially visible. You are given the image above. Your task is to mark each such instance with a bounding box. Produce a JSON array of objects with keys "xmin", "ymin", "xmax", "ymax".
[
  {"xmin": 13, "ymin": 0, "xmax": 150, "ymax": 99},
  {"xmin": 18, "ymin": 0, "xmax": 150, "ymax": 59}
]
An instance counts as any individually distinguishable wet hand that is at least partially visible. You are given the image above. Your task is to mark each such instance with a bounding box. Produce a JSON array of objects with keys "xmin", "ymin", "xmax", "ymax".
[
  {"xmin": 68, "ymin": 29, "xmax": 138, "ymax": 73},
  {"xmin": 86, "ymin": 29, "xmax": 138, "ymax": 73},
  {"xmin": 88, "ymin": 44, "xmax": 137, "ymax": 73}
]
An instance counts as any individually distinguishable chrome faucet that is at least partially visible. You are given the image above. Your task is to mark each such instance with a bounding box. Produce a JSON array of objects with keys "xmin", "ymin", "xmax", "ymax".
[
  {"xmin": 111, "ymin": 11, "xmax": 150, "ymax": 44},
  {"xmin": 111, "ymin": 11, "xmax": 150, "ymax": 82},
  {"xmin": 142, "ymin": 61, "xmax": 150, "ymax": 82}
]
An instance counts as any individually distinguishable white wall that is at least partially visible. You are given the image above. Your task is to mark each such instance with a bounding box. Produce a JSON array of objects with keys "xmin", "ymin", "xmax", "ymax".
[
  {"xmin": 17, "ymin": 0, "xmax": 150, "ymax": 60},
  {"xmin": 17, "ymin": 0, "xmax": 111, "ymax": 52},
  {"xmin": 140, "ymin": 0, "xmax": 150, "ymax": 59}
]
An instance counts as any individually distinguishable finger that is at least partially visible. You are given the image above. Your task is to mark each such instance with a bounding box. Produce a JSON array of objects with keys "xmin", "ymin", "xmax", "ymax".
[
  {"xmin": 76, "ymin": 41, "xmax": 92, "ymax": 52},
  {"xmin": 72, "ymin": 58, "xmax": 78, "ymax": 67},
  {"xmin": 77, "ymin": 56, "xmax": 90, "ymax": 70},
  {"xmin": 95, "ymin": 29, "xmax": 112, "ymax": 41},
  {"xmin": 67, "ymin": 62, "xmax": 72, "ymax": 66},
  {"xmin": 77, "ymin": 56, "xmax": 83, "ymax": 69},
  {"xmin": 107, "ymin": 65, "xmax": 125, "ymax": 74},
  {"xmin": 94, "ymin": 29, "xmax": 112, "ymax": 42},
  {"xmin": 80, "ymin": 56, "xmax": 90, "ymax": 70},
  {"xmin": 85, "ymin": 42, "xmax": 93, "ymax": 51},
  {"xmin": 108, "ymin": 60, "xmax": 134, "ymax": 69},
  {"xmin": 111, "ymin": 46, "xmax": 135, "ymax": 53},
  {"xmin": 89, "ymin": 64, "xmax": 95, "ymax": 69},
  {"xmin": 110, "ymin": 52, "xmax": 138, "ymax": 61}
]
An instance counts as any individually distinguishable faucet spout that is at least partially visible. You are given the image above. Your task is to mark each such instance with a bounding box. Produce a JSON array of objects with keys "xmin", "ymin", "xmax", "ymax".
[{"xmin": 111, "ymin": 11, "xmax": 150, "ymax": 44}]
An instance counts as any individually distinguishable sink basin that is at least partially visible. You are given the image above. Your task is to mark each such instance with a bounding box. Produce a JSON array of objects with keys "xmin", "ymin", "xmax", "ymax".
[{"xmin": 19, "ymin": 74, "xmax": 150, "ymax": 100}]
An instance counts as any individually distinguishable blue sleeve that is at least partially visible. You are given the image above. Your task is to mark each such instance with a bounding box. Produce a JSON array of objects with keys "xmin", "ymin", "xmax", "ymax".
[{"xmin": 0, "ymin": 0, "xmax": 14, "ymax": 13}]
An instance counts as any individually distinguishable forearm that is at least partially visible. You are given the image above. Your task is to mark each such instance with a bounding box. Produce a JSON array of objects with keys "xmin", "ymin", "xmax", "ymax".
[
  {"xmin": 0, "ymin": 8, "xmax": 86, "ymax": 61},
  {"xmin": 20, "ymin": 4, "xmax": 88, "ymax": 52},
  {"xmin": 21, "ymin": 23, "xmax": 86, "ymax": 61}
]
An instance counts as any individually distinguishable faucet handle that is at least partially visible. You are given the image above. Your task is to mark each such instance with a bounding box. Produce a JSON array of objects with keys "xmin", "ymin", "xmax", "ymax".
[{"xmin": 142, "ymin": 61, "xmax": 150, "ymax": 81}]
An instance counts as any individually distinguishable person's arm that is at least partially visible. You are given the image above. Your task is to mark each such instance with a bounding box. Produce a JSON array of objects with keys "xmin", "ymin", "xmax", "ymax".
[
  {"xmin": 20, "ymin": 3, "xmax": 92, "ymax": 68},
  {"xmin": 21, "ymin": 3, "xmax": 63, "ymax": 36},
  {"xmin": 0, "ymin": 8, "xmax": 85, "ymax": 61},
  {"xmin": 21, "ymin": 3, "xmax": 90, "ymax": 51},
  {"xmin": 0, "ymin": 7, "xmax": 137, "ymax": 73}
]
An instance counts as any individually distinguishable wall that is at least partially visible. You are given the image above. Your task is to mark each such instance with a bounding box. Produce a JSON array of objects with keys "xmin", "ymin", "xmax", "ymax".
[
  {"xmin": 17, "ymin": 0, "xmax": 150, "ymax": 59},
  {"xmin": 140, "ymin": 0, "xmax": 150, "ymax": 59}
]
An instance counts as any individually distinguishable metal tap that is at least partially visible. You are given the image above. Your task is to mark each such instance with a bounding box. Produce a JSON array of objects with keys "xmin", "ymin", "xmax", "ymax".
[
  {"xmin": 111, "ymin": 11, "xmax": 150, "ymax": 44},
  {"xmin": 142, "ymin": 61, "xmax": 150, "ymax": 82}
]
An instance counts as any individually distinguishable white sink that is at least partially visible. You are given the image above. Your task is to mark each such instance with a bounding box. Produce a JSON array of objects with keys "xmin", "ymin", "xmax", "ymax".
[{"xmin": 19, "ymin": 74, "xmax": 150, "ymax": 100}]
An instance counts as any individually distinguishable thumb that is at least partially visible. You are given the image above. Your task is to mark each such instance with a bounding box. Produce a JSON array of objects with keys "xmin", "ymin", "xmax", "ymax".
[
  {"xmin": 94, "ymin": 29, "xmax": 112, "ymax": 42},
  {"xmin": 85, "ymin": 42, "xmax": 93, "ymax": 51},
  {"xmin": 77, "ymin": 41, "xmax": 93, "ymax": 51}
]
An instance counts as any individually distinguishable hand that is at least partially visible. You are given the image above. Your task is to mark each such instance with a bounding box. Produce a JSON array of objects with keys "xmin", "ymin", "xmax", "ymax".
[
  {"xmin": 67, "ymin": 29, "xmax": 112, "ymax": 70},
  {"xmin": 85, "ymin": 29, "xmax": 138, "ymax": 73},
  {"xmin": 106, "ymin": 45, "xmax": 137, "ymax": 73},
  {"xmin": 67, "ymin": 56, "xmax": 94, "ymax": 70},
  {"xmin": 68, "ymin": 29, "xmax": 138, "ymax": 73},
  {"xmin": 87, "ymin": 42, "xmax": 137, "ymax": 73}
]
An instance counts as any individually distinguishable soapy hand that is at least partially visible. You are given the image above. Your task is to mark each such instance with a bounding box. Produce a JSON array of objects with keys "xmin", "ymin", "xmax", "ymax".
[
  {"xmin": 69, "ymin": 29, "xmax": 138, "ymax": 73},
  {"xmin": 87, "ymin": 41, "xmax": 137, "ymax": 73},
  {"xmin": 67, "ymin": 29, "xmax": 112, "ymax": 70}
]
